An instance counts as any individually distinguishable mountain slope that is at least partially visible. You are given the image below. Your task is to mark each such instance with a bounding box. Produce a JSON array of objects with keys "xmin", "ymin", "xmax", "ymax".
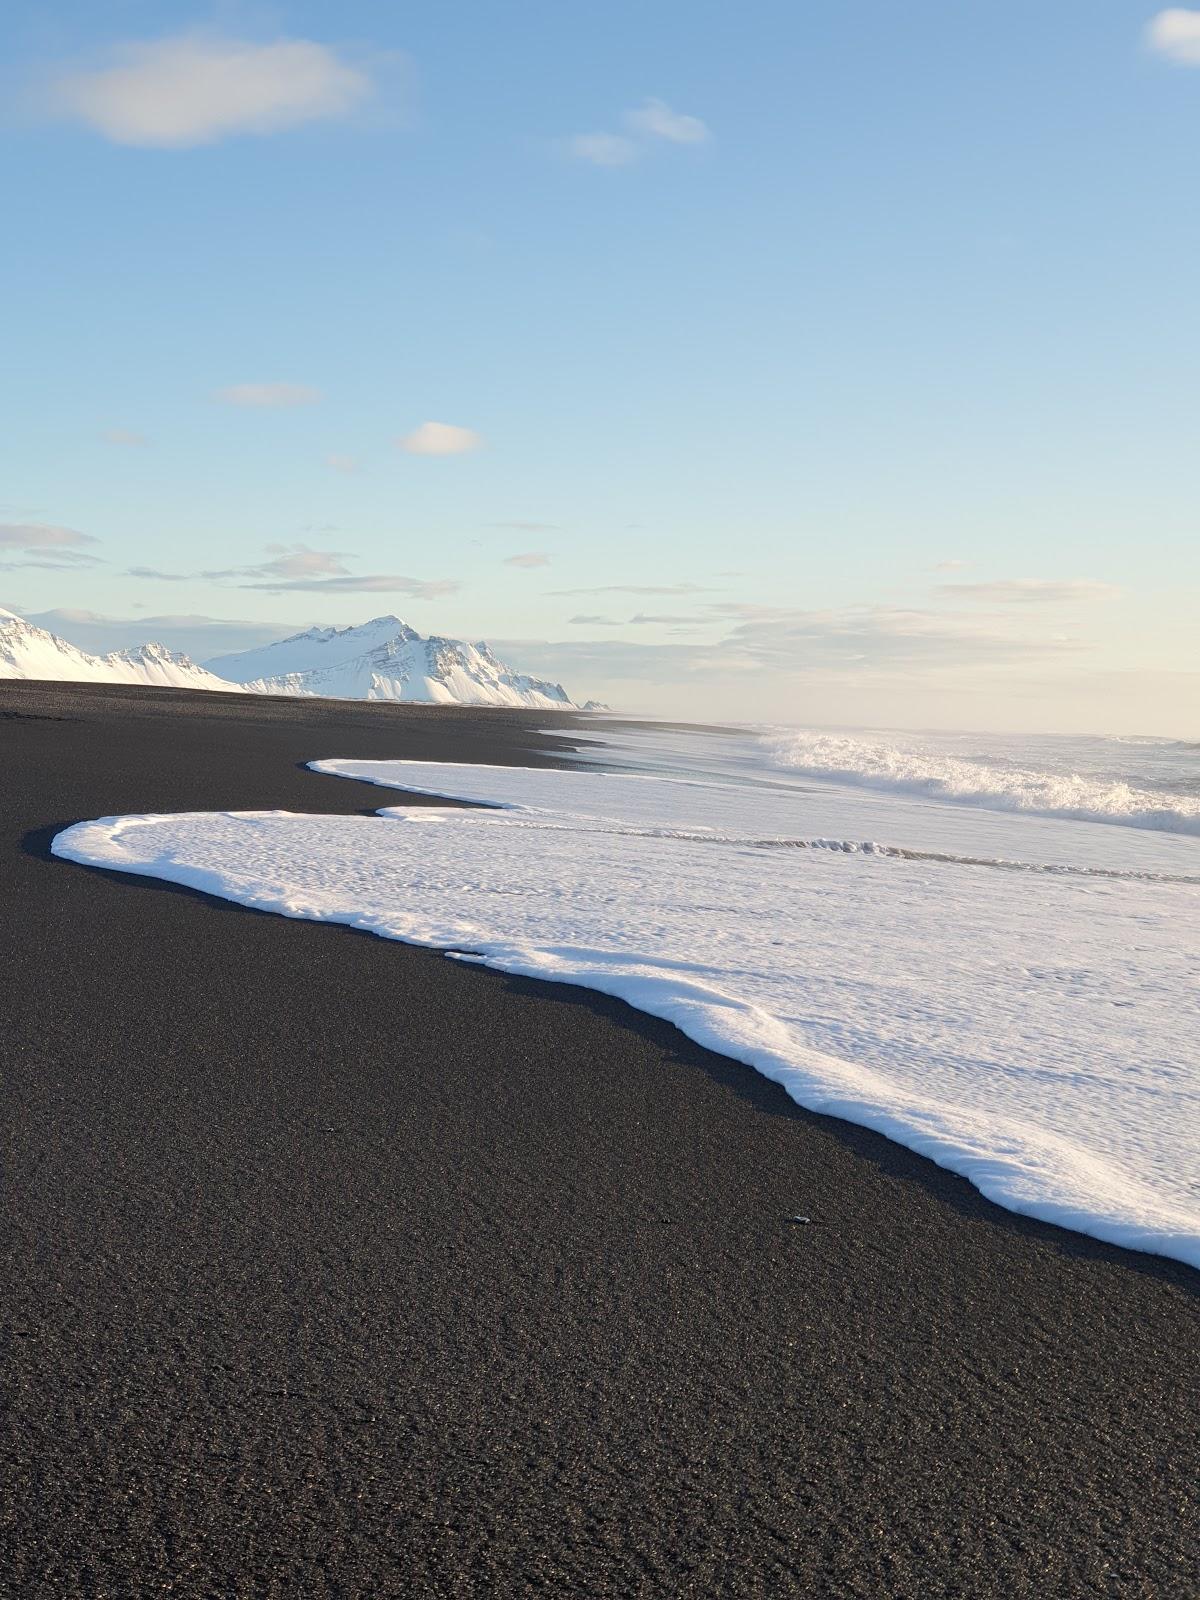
[
  {"xmin": 105, "ymin": 642, "xmax": 245, "ymax": 692},
  {"xmin": 246, "ymin": 633, "xmax": 574, "ymax": 708},
  {"xmin": 205, "ymin": 616, "xmax": 419, "ymax": 685},
  {"xmin": 0, "ymin": 609, "xmax": 243, "ymax": 692}
]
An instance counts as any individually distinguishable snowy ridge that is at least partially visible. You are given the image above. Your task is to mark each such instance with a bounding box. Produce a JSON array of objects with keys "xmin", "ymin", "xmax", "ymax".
[
  {"xmin": 221, "ymin": 618, "xmax": 575, "ymax": 708},
  {"xmin": 204, "ymin": 616, "xmax": 421, "ymax": 684},
  {"xmin": 0, "ymin": 609, "xmax": 243, "ymax": 692}
]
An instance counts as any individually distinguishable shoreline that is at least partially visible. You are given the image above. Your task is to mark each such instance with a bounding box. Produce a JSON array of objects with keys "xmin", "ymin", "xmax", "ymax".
[{"xmin": 3, "ymin": 679, "xmax": 1198, "ymax": 1597}]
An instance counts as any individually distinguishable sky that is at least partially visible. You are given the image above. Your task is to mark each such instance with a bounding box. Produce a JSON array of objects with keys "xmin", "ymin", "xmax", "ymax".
[{"xmin": 2, "ymin": 1, "xmax": 1198, "ymax": 733}]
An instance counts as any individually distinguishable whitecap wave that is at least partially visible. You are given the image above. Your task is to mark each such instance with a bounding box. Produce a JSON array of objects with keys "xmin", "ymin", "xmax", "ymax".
[{"xmin": 762, "ymin": 730, "xmax": 1200, "ymax": 835}]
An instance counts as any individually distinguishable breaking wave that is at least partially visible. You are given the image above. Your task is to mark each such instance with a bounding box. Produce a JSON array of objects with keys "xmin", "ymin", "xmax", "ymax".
[{"xmin": 763, "ymin": 730, "xmax": 1200, "ymax": 836}]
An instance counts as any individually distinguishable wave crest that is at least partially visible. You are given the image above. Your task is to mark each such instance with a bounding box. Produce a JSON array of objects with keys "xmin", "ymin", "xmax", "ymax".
[{"xmin": 763, "ymin": 731, "xmax": 1200, "ymax": 836}]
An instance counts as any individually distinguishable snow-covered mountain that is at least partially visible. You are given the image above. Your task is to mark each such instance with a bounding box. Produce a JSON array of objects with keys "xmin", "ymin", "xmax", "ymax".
[
  {"xmin": 0, "ymin": 608, "xmax": 244, "ymax": 692},
  {"xmin": 205, "ymin": 616, "xmax": 416, "ymax": 685},
  {"xmin": 0, "ymin": 606, "xmax": 588, "ymax": 708},
  {"xmin": 208, "ymin": 616, "xmax": 577, "ymax": 708}
]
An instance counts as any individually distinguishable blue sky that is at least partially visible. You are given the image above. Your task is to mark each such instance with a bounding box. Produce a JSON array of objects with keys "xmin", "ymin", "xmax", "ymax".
[{"xmin": 2, "ymin": 1, "xmax": 1198, "ymax": 730}]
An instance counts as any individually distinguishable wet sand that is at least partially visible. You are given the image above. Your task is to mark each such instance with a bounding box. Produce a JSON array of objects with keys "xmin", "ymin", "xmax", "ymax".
[{"xmin": 2, "ymin": 680, "xmax": 1197, "ymax": 1598}]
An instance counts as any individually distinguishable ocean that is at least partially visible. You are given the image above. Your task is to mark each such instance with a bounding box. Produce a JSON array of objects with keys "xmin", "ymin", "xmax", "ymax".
[{"xmin": 54, "ymin": 719, "xmax": 1200, "ymax": 1269}]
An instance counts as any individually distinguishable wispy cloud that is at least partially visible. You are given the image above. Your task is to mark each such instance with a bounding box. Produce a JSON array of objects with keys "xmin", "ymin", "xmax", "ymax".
[
  {"xmin": 0, "ymin": 522, "xmax": 102, "ymax": 568},
  {"xmin": 398, "ymin": 421, "xmax": 481, "ymax": 456},
  {"xmin": 45, "ymin": 34, "xmax": 375, "ymax": 148},
  {"xmin": 326, "ymin": 453, "xmax": 360, "ymax": 473},
  {"xmin": 102, "ymin": 427, "xmax": 148, "ymax": 447},
  {"xmin": 217, "ymin": 544, "xmax": 456, "ymax": 597},
  {"xmin": 260, "ymin": 543, "xmax": 350, "ymax": 579},
  {"xmin": 1146, "ymin": 9, "xmax": 1200, "ymax": 64},
  {"xmin": 215, "ymin": 382, "xmax": 321, "ymax": 408},
  {"xmin": 628, "ymin": 612, "xmax": 707, "ymax": 625},
  {"xmin": 0, "ymin": 556, "xmax": 103, "ymax": 571},
  {"xmin": 1, "ymin": 521, "xmax": 96, "ymax": 550},
  {"xmin": 623, "ymin": 98, "xmax": 709, "ymax": 145},
  {"xmin": 489, "ymin": 520, "xmax": 560, "ymax": 532},
  {"xmin": 200, "ymin": 543, "xmax": 352, "ymax": 582},
  {"xmin": 132, "ymin": 542, "xmax": 458, "ymax": 598},
  {"xmin": 715, "ymin": 603, "xmax": 1084, "ymax": 672},
  {"xmin": 567, "ymin": 98, "xmax": 710, "ymax": 167},
  {"xmin": 549, "ymin": 582, "xmax": 714, "ymax": 597},
  {"xmin": 504, "ymin": 552, "xmax": 551, "ymax": 569},
  {"xmin": 938, "ymin": 579, "xmax": 1119, "ymax": 604},
  {"xmin": 933, "ymin": 558, "xmax": 972, "ymax": 572},
  {"xmin": 569, "ymin": 132, "xmax": 638, "ymax": 167},
  {"xmin": 522, "ymin": 598, "xmax": 1091, "ymax": 690},
  {"xmin": 238, "ymin": 573, "xmax": 458, "ymax": 597}
]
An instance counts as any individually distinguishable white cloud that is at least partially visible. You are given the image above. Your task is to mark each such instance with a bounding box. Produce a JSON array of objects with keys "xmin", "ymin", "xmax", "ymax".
[
  {"xmin": 504, "ymin": 552, "xmax": 551, "ymax": 569},
  {"xmin": 215, "ymin": 382, "xmax": 321, "ymax": 407},
  {"xmin": 1146, "ymin": 9, "xmax": 1200, "ymax": 64},
  {"xmin": 102, "ymin": 427, "xmax": 148, "ymax": 447},
  {"xmin": 0, "ymin": 521, "xmax": 97, "ymax": 551},
  {"xmin": 569, "ymin": 132, "xmax": 638, "ymax": 167},
  {"xmin": 253, "ymin": 543, "xmax": 350, "ymax": 579},
  {"xmin": 398, "ymin": 421, "xmax": 481, "ymax": 456},
  {"xmin": 624, "ymin": 98, "xmax": 709, "ymax": 144},
  {"xmin": 200, "ymin": 543, "xmax": 457, "ymax": 596},
  {"xmin": 47, "ymin": 34, "xmax": 373, "ymax": 148},
  {"xmin": 567, "ymin": 99, "xmax": 710, "ymax": 168},
  {"xmin": 939, "ymin": 579, "xmax": 1120, "ymax": 605},
  {"xmin": 326, "ymin": 453, "xmax": 360, "ymax": 473}
]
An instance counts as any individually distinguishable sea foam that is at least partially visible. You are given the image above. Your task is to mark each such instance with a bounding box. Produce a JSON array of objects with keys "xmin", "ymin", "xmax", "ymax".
[{"xmin": 52, "ymin": 739, "xmax": 1200, "ymax": 1272}]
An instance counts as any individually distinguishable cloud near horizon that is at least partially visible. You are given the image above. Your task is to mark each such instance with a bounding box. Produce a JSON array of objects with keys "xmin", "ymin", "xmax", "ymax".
[
  {"xmin": 1146, "ymin": 9, "xmax": 1200, "ymax": 64},
  {"xmin": 938, "ymin": 579, "xmax": 1119, "ymax": 605},
  {"xmin": 549, "ymin": 581, "xmax": 714, "ymax": 597},
  {"xmin": 126, "ymin": 542, "xmax": 458, "ymax": 599},
  {"xmin": 504, "ymin": 552, "xmax": 551, "ymax": 569},
  {"xmin": 45, "ymin": 34, "xmax": 375, "ymax": 148}
]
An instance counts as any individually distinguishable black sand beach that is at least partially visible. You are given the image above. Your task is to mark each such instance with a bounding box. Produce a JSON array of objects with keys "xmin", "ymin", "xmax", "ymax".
[{"xmin": 2, "ymin": 680, "xmax": 1197, "ymax": 1598}]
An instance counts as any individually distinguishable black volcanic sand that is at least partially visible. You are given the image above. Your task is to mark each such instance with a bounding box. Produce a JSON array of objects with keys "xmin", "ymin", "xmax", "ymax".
[{"xmin": 2, "ymin": 681, "xmax": 1197, "ymax": 1600}]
